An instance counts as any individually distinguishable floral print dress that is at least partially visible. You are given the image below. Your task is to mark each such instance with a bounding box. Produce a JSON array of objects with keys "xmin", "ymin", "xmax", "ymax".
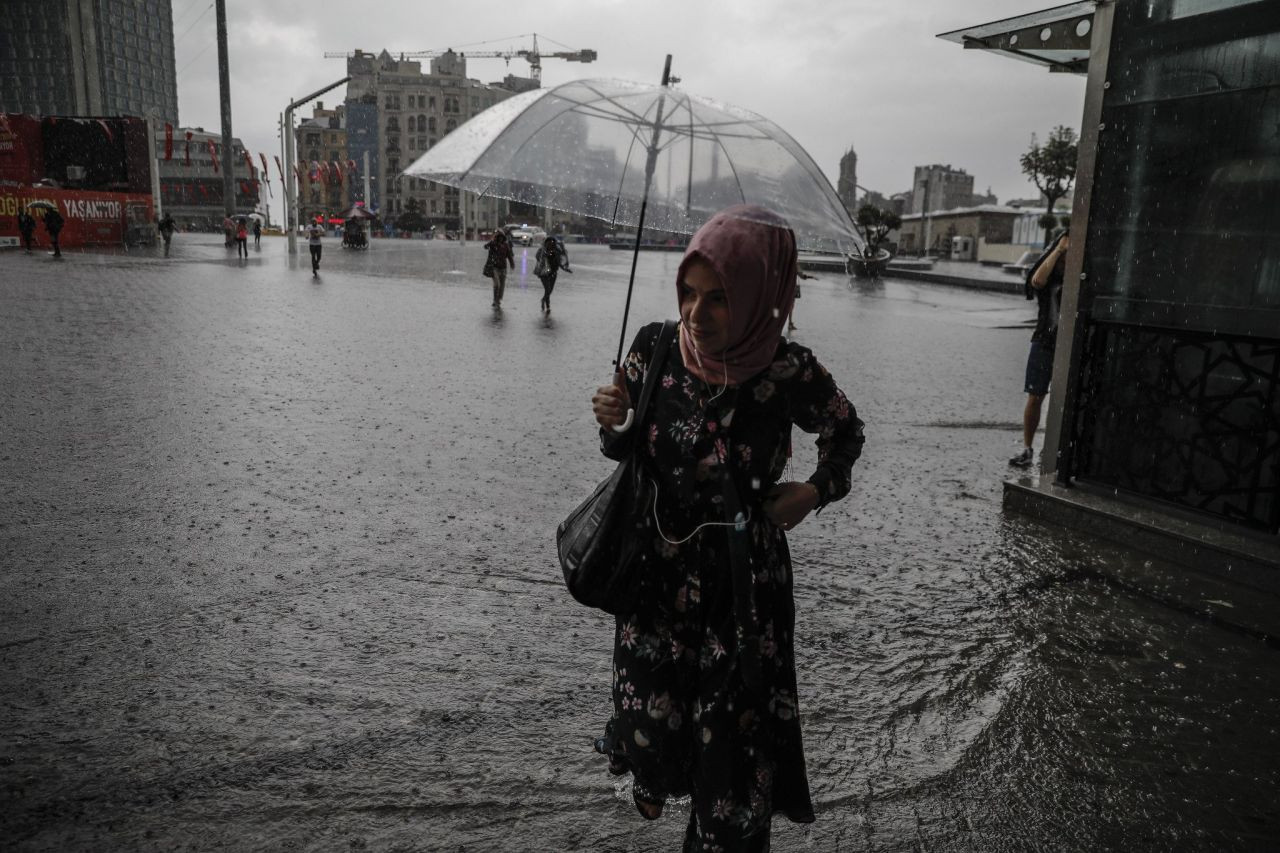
[{"xmin": 597, "ymin": 322, "xmax": 865, "ymax": 851}]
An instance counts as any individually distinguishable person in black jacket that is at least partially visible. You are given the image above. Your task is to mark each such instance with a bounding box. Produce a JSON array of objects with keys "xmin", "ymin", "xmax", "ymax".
[
  {"xmin": 535, "ymin": 236, "xmax": 572, "ymax": 313},
  {"xmin": 1010, "ymin": 230, "xmax": 1069, "ymax": 468},
  {"xmin": 483, "ymin": 230, "xmax": 515, "ymax": 308},
  {"xmin": 17, "ymin": 210, "xmax": 37, "ymax": 252},
  {"xmin": 158, "ymin": 212, "xmax": 177, "ymax": 257},
  {"xmin": 42, "ymin": 207, "xmax": 65, "ymax": 258}
]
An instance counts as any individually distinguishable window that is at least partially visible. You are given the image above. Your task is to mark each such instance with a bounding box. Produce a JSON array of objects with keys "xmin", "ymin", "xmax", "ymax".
[
  {"xmin": 417, "ymin": 113, "xmax": 426, "ymax": 130},
  {"xmin": 471, "ymin": 96, "xmax": 479, "ymax": 110},
  {"xmin": 429, "ymin": 96, "xmax": 436, "ymax": 110},
  {"xmin": 427, "ymin": 116, "xmax": 436, "ymax": 132},
  {"xmin": 408, "ymin": 116, "xmax": 416, "ymax": 132}
]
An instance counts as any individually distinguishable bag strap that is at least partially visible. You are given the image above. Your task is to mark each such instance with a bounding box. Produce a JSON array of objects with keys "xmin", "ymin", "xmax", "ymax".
[{"xmin": 632, "ymin": 320, "xmax": 677, "ymax": 429}]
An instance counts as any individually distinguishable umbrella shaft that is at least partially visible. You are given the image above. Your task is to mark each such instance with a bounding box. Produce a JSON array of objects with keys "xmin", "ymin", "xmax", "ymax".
[{"xmin": 615, "ymin": 194, "xmax": 652, "ymax": 370}]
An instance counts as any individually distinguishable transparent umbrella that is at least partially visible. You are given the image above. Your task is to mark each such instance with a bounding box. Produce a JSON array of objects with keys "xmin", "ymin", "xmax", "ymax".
[{"xmin": 404, "ymin": 57, "xmax": 863, "ymax": 373}]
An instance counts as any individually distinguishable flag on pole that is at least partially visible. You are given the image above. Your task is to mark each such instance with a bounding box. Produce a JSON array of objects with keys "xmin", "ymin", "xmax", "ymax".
[
  {"xmin": 274, "ymin": 155, "xmax": 285, "ymax": 184},
  {"xmin": 206, "ymin": 139, "xmax": 219, "ymax": 173},
  {"xmin": 331, "ymin": 160, "xmax": 343, "ymax": 185},
  {"xmin": 243, "ymin": 150, "xmax": 255, "ymax": 177}
]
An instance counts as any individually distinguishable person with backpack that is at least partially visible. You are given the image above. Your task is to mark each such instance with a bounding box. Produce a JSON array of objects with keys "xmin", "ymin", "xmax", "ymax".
[
  {"xmin": 482, "ymin": 230, "xmax": 515, "ymax": 308},
  {"xmin": 535, "ymin": 235, "xmax": 572, "ymax": 314},
  {"xmin": 307, "ymin": 221, "xmax": 325, "ymax": 276}
]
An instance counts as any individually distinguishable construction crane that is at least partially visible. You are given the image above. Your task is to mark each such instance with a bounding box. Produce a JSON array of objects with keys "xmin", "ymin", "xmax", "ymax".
[{"xmin": 324, "ymin": 34, "xmax": 596, "ymax": 84}]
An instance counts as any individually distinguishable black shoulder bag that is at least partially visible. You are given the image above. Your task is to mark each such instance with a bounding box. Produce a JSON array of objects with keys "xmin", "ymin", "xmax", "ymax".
[{"xmin": 557, "ymin": 320, "xmax": 676, "ymax": 614}]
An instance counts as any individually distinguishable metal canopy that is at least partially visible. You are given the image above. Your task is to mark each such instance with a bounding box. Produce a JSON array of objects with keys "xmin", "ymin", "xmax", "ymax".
[{"xmin": 937, "ymin": 1, "xmax": 1096, "ymax": 74}]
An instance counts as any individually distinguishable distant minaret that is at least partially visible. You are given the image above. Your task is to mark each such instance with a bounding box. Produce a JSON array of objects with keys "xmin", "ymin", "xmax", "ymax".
[{"xmin": 837, "ymin": 146, "xmax": 858, "ymax": 214}]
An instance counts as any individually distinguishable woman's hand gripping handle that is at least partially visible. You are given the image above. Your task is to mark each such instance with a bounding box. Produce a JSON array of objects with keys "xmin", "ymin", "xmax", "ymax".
[{"xmin": 593, "ymin": 371, "xmax": 634, "ymax": 433}]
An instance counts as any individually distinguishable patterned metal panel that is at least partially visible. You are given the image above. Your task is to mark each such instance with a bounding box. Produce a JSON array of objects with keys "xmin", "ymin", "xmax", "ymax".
[{"xmin": 1072, "ymin": 322, "xmax": 1280, "ymax": 534}]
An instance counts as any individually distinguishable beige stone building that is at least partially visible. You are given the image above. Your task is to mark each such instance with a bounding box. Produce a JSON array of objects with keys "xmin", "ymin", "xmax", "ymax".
[
  {"xmin": 344, "ymin": 50, "xmax": 517, "ymax": 232},
  {"xmin": 295, "ymin": 102, "xmax": 349, "ymax": 226}
]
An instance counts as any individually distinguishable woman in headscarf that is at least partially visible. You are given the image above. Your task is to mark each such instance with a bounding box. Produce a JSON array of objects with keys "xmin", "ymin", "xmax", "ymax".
[{"xmin": 590, "ymin": 205, "xmax": 865, "ymax": 851}]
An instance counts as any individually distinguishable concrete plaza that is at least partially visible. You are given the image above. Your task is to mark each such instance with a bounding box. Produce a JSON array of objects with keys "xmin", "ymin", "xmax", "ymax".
[{"xmin": 2, "ymin": 235, "xmax": 1276, "ymax": 851}]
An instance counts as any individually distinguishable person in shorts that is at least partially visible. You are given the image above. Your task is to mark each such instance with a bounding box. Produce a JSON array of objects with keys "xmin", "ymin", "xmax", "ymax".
[
  {"xmin": 1010, "ymin": 231, "xmax": 1069, "ymax": 469},
  {"xmin": 308, "ymin": 222, "xmax": 324, "ymax": 276}
]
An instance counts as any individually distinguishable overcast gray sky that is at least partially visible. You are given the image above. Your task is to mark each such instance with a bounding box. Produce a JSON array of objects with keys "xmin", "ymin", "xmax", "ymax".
[{"xmin": 173, "ymin": 0, "xmax": 1087, "ymax": 224}]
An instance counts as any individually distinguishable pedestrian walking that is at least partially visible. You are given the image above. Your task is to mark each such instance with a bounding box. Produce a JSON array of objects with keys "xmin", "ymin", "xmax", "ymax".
[
  {"xmin": 1009, "ymin": 230, "xmax": 1070, "ymax": 469},
  {"xmin": 482, "ymin": 230, "xmax": 515, "ymax": 307},
  {"xmin": 157, "ymin": 212, "xmax": 176, "ymax": 257},
  {"xmin": 307, "ymin": 221, "xmax": 323, "ymax": 276},
  {"xmin": 252, "ymin": 219, "xmax": 262, "ymax": 249},
  {"xmin": 43, "ymin": 207, "xmax": 64, "ymax": 258},
  {"xmin": 535, "ymin": 235, "xmax": 572, "ymax": 313},
  {"xmin": 17, "ymin": 210, "xmax": 37, "ymax": 253},
  {"xmin": 589, "ymin": 205, "xmax": 866, "ymax": 852},
  {"xmin": 235, "ymin": 220, "xmax": 249, "ymax": 258}
]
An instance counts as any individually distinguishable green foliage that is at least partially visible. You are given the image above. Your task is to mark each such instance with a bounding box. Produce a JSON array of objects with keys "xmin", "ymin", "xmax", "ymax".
[
  {"xmin": 1021, "ymin": 125, "xmax": 1078, "ymax": 244},
  {"xmin": 1058, "ymin": 214, "xmax": 1071, "ymax": 230},
  {"xmin": 1038, "ymin": 212, "xmax": 1059, "ymax": 231}
]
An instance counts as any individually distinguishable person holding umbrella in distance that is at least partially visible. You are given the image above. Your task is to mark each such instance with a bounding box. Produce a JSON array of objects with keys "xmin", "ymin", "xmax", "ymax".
[
  {"xmin": 590, "ymin": 205, "xmax": 865, "ymax": 851},
  {"xmin": 42, "ymin": 204, "xmax": 65, "ymax": 258}
]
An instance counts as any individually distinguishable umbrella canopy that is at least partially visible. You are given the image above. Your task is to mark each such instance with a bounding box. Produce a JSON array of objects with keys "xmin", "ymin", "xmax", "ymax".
[
  {"xmin": 341, "ymin": 205, "xmax": 376, "ymax": 220},
  {"xmin": 403, "ymin": 78, "xmax": 863, "ymax": 256},
  {"xmin": 26, "ymin": 200, "xmax": 57, "ymax": 211}
]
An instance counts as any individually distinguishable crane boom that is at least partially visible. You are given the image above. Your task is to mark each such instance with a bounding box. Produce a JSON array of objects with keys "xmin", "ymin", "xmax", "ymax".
[{"xmin": 323, "ymin": 35, "xmax": 595, "ymax": 84}]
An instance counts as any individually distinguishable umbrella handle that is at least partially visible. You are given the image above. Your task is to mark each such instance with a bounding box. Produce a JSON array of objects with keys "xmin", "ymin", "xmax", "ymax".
[{"xmin": 611, "ymin": 408, "xmax": 635, "ymax": 433}]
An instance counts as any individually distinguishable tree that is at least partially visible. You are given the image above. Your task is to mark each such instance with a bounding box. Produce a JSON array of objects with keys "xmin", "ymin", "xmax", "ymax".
[
  {"xmin": 397, "ymin": 196, "xmax": 429, "ymax": 233},
  {"xmin": 855, "ymin": 204, "xmax": 902, "ymax": 254},
  {"xmin": 1020, "ymin": 125, "xmax": 1078, "ymax": 245}
]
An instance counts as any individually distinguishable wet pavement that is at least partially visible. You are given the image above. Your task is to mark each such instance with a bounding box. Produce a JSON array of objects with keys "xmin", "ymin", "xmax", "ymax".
[{"xmin": 2, "ymin": 235, "xmax": 1277, "ymax": 852}]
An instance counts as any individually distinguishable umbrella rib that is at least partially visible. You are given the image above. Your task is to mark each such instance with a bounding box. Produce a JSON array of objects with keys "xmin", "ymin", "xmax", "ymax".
[
  {"xmin": 696, "ymin": 109, "xmax": 748, "ymax": 206},
  {"xmin": 609, "ymin": 98, "xmax": 662, "ymax": 226}
]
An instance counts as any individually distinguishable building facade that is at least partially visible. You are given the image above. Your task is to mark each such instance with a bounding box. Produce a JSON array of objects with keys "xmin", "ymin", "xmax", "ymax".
[
  {"xmin": 343, "ymin": 49, "xmax": 517, "ymax": 232},
  {"xmin": 155, "ymin": 127, "xmax": 260, "ymax": 230},
  {"xmin": 910, "ymin": 164, "xmax": 976, "ymax": 214},
  {"xmin": 896, "ymin": 204, "xmax": 1034, "ymax": 260},
  {"xmin": 295, "ymin": 102, "xmax": 350, "ymax": 225},
  {"xmin": 0, "ymin": 0, "xmax": 178, "ymax": 123}
]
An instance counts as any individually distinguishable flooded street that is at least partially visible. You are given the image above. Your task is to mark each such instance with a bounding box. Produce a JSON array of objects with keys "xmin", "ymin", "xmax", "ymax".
[{"xmin": 2, "ymin": 236, "xmax": 1277, "ymax": 851}]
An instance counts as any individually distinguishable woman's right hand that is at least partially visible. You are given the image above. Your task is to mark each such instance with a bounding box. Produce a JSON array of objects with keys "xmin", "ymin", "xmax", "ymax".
[{"xmin": 592, "ymin": 371, "xmax": 632, "ymax": 429}]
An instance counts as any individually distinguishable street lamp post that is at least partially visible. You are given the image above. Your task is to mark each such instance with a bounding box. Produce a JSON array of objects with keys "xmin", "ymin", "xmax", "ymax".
[{"xmin": 284, "ymin": 77, "xmax": 351, "ymax": 255}]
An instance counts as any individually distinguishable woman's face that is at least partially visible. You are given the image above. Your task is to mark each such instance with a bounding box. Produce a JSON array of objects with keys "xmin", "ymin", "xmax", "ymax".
[{"xmin": 680, "ymin": 259, "xmax": 731, "ymax": 355}]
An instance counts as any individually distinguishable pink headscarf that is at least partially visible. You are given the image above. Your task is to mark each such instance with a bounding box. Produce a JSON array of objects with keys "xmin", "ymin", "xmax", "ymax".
[{"xmin": 677, "ymin": 205, "xmax": 798, "ymax": 385}]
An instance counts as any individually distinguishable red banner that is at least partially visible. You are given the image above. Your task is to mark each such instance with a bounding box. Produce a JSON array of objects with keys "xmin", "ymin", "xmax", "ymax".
[
  {"xmin": 274, "ymin": 155, "xmax": 285, "ymax": 184},
  {"xmin": 331, "ymin": 160, "xmax": 343, "ymax": 185},
  {"xmin": 164, "ymin": 123, "xmax": 173, "ymax": 160},
  {"xmin": 206, "ymin": 139, "xmax": 219, "ymax": 173},
  {"xmin": 346, "ymin": 158, "xmax": 358, "ymax": 178},
  {"xmin": 243, "ymin": 150, "xmax": 255, "ymax": 177},
  {"xmin": 0, "ymin": 188, "xmax": 153, "ymax": 249}
]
